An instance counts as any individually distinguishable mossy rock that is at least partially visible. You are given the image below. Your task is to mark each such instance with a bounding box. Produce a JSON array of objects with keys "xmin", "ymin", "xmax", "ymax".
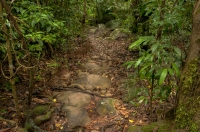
[
  {"xmin": 109, "ymin": 28, "xmax": 127, "ymax": 40},
  {"xmin": 96, "ymin": 98, "xmax": 120, "ymax": 116},
  {"xmin": 32, "ymin": 105, "xmax": 49, "ymax": 117},
  {"xmin": 33, "ymin": 110, "xmax": 52, "ymax": 125},
  {"xmin": 128, "ymin": 120, "xmax": 176, "ymax": 132},
  {"xmin": 16, "ymin": 127, "xmax": 28, "ymax": 132}
]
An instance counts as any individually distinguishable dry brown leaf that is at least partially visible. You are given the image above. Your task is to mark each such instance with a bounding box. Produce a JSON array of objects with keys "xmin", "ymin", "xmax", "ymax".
[
  {"xmin": 55, "ymin": 123, "xmax": 61, "ymax": 128},
  {"xmin": 32, "ymin": 98, "xmax": 45, "ymax": 103}
]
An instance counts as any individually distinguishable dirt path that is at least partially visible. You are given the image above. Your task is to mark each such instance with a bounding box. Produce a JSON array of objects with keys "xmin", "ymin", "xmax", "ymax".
[
  {"xmin": 0, "ymin": 25, "xmax": 175, "ymax": 132},
  {"xmin": 48, "ymin": 26, "xmax": 146, "ymax": 132}
]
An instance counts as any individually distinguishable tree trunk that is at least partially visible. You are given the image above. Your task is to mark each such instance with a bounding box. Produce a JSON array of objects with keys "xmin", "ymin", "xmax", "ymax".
[
  {"xmin": 175, "ymin": 0, "xmax": 200, "ymax": 131},
  {"xmin": 0, "ymin": 2, "xmax": 21, "ymax": 117},
  {"xmin": 82, "ymin": 0, "xmax": 87, "ymax": 24}
]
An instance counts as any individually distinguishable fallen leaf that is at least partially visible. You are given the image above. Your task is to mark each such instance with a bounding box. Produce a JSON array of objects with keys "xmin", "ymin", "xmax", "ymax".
[
  {"xmin": 55, "ymin": 123, "xmax": 61, "ymax": 128},
  {"xmin": 32, "ymin": 98, "xmax": 45, "ymax": 103},
  {"xmin": 119, "ymin": 110, "xmax": 129, "ymax": 118},
  {"xmin": 129, "ymin": 119, "xmax": 134, "ymax": 123}
]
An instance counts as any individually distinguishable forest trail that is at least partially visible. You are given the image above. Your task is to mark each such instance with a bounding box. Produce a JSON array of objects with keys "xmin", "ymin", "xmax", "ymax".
[
  {"xmin": 0, "ymin": 24, "xmax": 170, "ymax": 132},
  {"xmin": 47, "ymin": 25, "xmax": 153, "ymax": 132}
]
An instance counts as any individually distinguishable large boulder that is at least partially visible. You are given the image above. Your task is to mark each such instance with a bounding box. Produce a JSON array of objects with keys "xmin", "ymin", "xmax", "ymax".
[
  {"xmin": 80, "ymin": 62, "xmax": 104, "ymax": 75},
  {"xmin": 56, "ymin": 91, "xmax": 91, "ymax": 108},
  {"xmin": 67, "ymin": 92, "xmax": 91, "ymax": 107},
  {"xmin": 96, "ymin": 98, "xmax": 119, "ymax": 116},
  {"xmin": 109, "ymin": 28, "xmax": 128, "ymax": 40},
  {"xmin": 63, "ymin": 106, "xmax": 91, "ymax": 128},
  {"xmin": 73, "ymin": 74, "xmax": 111, "ymax": 91},
  {"xmin": 98, "ymin": 24, "xmax": 106, "ymax": 30}
]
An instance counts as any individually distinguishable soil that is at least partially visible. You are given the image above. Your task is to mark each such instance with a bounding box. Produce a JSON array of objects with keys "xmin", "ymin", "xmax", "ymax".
[{"xmin": 0, "ymin": 26, "xmax": 175, "ymax": 132}]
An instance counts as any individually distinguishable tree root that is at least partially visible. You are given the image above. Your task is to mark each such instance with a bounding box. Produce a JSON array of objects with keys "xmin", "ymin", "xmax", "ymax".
[{"xmin": 52, "ymin": 86, "xmax": 120, "ymax": 98}]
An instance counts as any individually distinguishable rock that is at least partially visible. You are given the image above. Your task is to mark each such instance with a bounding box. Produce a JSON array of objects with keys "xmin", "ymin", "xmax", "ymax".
[
  {"xmin": 98, "ymin": 24, "xmax": 106, "ymax": 30},
  {"xmin": 31, "ymin": 105, "xmax": 52, "ymax": 126},
  {"xmin": 100, "ymin": 89, "xmax": 107, "ymax": 94},
  {"xmin": 91, "ymin": 55, "xmax": 100, "ymax": 59},
  {"xmin": 90, "ymin": 28, "xmax": 97, "ymax": 33},
  {"xmin": 80, "ymin": 62, "xmax": 104, "ymax": 74},
  {"xmin": 109, "ymin": 28, "xmax": 128, "ymax": 40},
  {"xmin": 77, "ymin": 71, "xmax": 90, "ymax": 78},
  {"xmin": 56, "ymin": 91, "xmax": 74, "ymax": 103},
  {"xmin": 34, "ymin": 110, "xmax": 52, "ymax": 125},
  {"xmin": 68, "ymin": 92, "xmax": 91, "ymax": 107},
  {"xmin": 74, "ymin": 74, "xmax": 111, "ymax": 91},
  {"xmin": 62, "ymin": 72, "xmax": 71, "ymax": 80},
  {"xmin": 96, "ymin": 98, "xmax": 119, "ymax": 116},
  {"xmin": 32, "ymin": 105, "xmax": 49, "ymax": 117},
  {"xmin": 63, "ymin": 106, "xmax": 91, "ymax": 128},
  {"xmin": 91, "ymin": 130, "xmax": 100, "ymax": 132},
  {"xmin": 56, "ymin": 91, "xmax": 91, "ymax": 107},
  {"xmin": 16, "ymin": 127, "xmax": 28, "ymax": 132}
]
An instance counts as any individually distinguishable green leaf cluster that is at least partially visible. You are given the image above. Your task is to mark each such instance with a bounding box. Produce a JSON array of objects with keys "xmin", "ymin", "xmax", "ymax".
[
  {"xmin": 125, "ymin": 35, "xmax": 182, "ymax": 103},
  {"xmin": 12, "ymin": 1, "xmax": 69, "ymax": 53}
]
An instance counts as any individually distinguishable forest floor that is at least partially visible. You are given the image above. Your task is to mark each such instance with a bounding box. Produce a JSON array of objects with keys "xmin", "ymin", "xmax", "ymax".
[{"xmin": 0, "ymin": 25, "xmax": 175, "ymax": 132}]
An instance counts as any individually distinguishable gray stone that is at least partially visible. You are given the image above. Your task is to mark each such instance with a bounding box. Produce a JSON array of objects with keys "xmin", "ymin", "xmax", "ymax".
[
  {"xmin": 64, "ymin": 106, "xmax": 91, "ymax": 128},
  {"xmin": 56, "ymin": 91, "xmax": 74, "ymax": 104},
  {"xmin": 80, "ymin": 62, "xmax": 104, "ymax": 74},
  {"xmin": 68, "ymin": 92, "xmax": 91, "ymax": 107},
  {"xmin": 98, "ymin": 24, "xmax": 106, "ymax": 30},
  {"xmin": 96, "ymin": 98, "xmax": 119, "ymax": 116},
  {"xmin": 91, "ymin": 130, "xmax": 100, "ymax": 132},
  {"xmin": 74, "ymin": 74, "xmax": 111, "ymax": 91},
  {"xmin": 90, "ymin": 28, "xmax": 97, "ymax": 33},
  {"xmin": 77, "ymin": 71, "xmax": 90, "ymax": 78},
  {"xmin": 109, "ymin": 28, "xmax": 128, "ymax": 40}
]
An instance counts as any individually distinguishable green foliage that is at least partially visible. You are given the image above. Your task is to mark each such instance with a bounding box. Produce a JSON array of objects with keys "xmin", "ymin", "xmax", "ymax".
[
  {"xmin": 123, "ymin": 0, "xmax": 193, "ymax": 107},
  {"xmin": 125, "ymin": 35, "xmax": 182, "ymax": 105},
  {"xmin": 13, "ymin": 1, "xmax": 69, "ymax": 52}
]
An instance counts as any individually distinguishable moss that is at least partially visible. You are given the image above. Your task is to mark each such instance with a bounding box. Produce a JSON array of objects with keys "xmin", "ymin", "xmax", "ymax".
[
  {"xmin": 32, "ymin": 105, "xmax": 49, "ymax": 117},
  {"xmin": 33, "ymin": 110, "xmax": 52, "ymax": 125},
  {"xmin": 175, "ymin": 59, "xmax": 199, "ymax": 132}
]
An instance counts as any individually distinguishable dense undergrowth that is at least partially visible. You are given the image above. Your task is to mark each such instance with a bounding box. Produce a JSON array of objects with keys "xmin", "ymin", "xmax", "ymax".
[{"xmin": 0, "ymin": 0, "xmax": 197, "ymax": 131}]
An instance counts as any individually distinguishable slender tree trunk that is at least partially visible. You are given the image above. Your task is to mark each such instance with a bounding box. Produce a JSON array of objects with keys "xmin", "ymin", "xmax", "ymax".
[
  {"xmin": 1, "ymin": 0, "xmax": 28, "ymax": 50},
  {"xmin": 1, "ymin": 0, "xmax": 35, "ymax": 107},
  {"xmin": 0, "ymin": 2, "xmax": 21, "ymax": 117},
  {"xmin": 82, "ymin": 0, "xmax": 87, "ymax": 24},
  {"xmin": 175, "ymin": 0, "xmax": 200, "ymax": 131},
  {"xmin": 156, "ymin": 0, "xmax": 165, "ymax": 40}
]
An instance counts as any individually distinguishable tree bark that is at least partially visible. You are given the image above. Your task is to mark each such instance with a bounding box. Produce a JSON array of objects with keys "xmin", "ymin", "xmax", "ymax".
[
  {"xmin": 0, "ymin": 2, "xmax": 21, "ymax": 117},
  {"xmin": 175, "ymin": 0, "xmax": 200, "ymax": 131}
]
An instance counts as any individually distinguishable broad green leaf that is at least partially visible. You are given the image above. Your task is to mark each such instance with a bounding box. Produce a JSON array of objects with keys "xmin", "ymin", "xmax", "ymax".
[
  {"xmin": 134, "ymin": 57, "xmax": 144, "ymax": 68},
  {"xmin": 174, "ymin": 47, "xmax": 181, "ymax": 57},
  {"xmin": 167, "ymin": 68, "xmax": 174, "ymax": 76},
  {"xmin": 139, "ymin": 63, "xmax": 152, "ymax": 75},
  {"xmin": 123, "ymin": 61, "xmax": 135, "ymax": 69},
  {"xmin": 129, "ymin": 37, "xmax": 146, "ymax": 50},
  {"xmin": 151, "ymin": 43, "xmax": 159, "ymax": 52},
  {"xmin": 138, "ymin": 96, "xmax": 145, "ymax": 104},
  {"xmin": 140, "ymin": 70, "xmax": 146, "ymax": 79},
  {"xmin": 172, "ymin": 62, "xmax": 180, "ymax": 77},
  {"xmin": 144, "ymin": 99, "xmax": 148, "ymax": 105},
  {"xmin": 144, "ymin": 54, "xmax": 153, "ymax": 61},
  {"xmin": 159, "ymin": 69, "xmax": 167, "ymax": 85},
  {"xmin": 31, "ymin": 19, "xmax": 37, "ymax": 28}
]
